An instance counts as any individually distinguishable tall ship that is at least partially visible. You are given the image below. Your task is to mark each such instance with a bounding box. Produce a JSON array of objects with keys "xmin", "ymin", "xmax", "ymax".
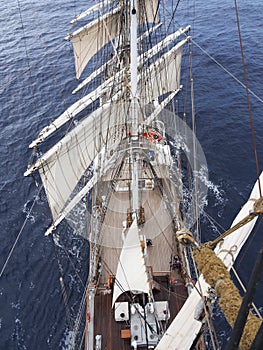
[{"xmin": 23, "ymin": 1, "xmax": 262, "ymax": 349}]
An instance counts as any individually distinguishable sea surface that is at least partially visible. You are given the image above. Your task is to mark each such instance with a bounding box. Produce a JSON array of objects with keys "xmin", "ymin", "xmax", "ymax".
[{"xmin": 0, "ymin": 0, "xmax": 262, "ymax": 349}]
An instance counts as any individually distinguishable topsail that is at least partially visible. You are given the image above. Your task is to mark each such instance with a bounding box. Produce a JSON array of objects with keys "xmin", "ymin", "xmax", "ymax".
[
  {"xmin": 68, "ymin": 0, "xmax": 159, "ymax": 79},
  {"xmin": 69, "ymin": 7, "xmax": 121, "ymax": 79}
]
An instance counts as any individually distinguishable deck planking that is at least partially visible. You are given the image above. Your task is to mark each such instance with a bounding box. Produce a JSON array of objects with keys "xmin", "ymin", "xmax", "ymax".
[{"xmin": 92, "ymin": 274, "xmax": 188, "ymax": 349}]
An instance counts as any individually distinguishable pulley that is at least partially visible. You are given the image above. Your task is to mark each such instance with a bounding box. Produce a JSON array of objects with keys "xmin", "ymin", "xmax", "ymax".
[{"xmin": 176, "ymin": 228, "xmax": 196, "ymax": 246}]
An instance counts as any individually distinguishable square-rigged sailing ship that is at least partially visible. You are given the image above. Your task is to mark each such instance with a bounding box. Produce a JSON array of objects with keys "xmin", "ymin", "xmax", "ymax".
[{"xmin": 25, "ymin": 1, "xmax": 263, "ymax": 349}]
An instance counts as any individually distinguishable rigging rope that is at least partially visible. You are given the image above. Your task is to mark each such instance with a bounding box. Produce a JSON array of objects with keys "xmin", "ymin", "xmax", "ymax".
[
  {"xmin": 190, "ymin": 38, "xmax": 263, "ymax": 105},
  {"xmin": 0, "ymin": 184, "xmax": 43, "ymax": 279},
  {"xmin": 207, "ymin": 197, "xmax": 262, "ymax": 249},
  {"xmin": 235, "ymin": 217, "xmax": 262, "ymax": 270},
  {"xmin": 234, "ymin": 0, "xmax": 262, "ymax": 198},
  {"xmin": 190, "ymin": 247, "xmax": 219, "ymax": 350},
  {"xmin": 69, "ymin": 276, "xmax": 90, "ymax": 350},
  {"xmin": 59, "ymin": 276, "xmax": 74, "ymax": 329},
  {"xmin": 55, "ymin": 237, "xmax": 86, "ymax": 289},
  {"xmin": 50, "ymin": 234, "xmax": 74, "ymax": 329},
  {"xmin": 0, "ymin": 41, "xmax": 67, "ymax": 95},
  {"xmin": 189, "ymin": 36, "xmax": 201, "ymax": 244},
  {"xmin": 167, "ymin": 0, "xmax": 181, "ymax": 33},
  {"xmin": 16, "ymin": 0, "xmax": 37, "ymax": 110},
  {"xmin": 232, "ymin": 266, "xmax": 262, "ymax": 320}
]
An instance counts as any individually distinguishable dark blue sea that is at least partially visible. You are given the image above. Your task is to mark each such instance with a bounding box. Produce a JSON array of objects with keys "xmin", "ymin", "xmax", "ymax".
[{"xmin": 0, "ymin": 0, "xmax": 262, "ymax": 349}]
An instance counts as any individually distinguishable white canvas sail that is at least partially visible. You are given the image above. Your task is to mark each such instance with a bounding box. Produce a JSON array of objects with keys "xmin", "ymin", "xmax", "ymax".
[
  {"xmin": 22, "ymin": 0, "xmax": 262, "ymax": 348},
  {"xmin": 138, "ymin": 0, "xmax": 159, "ymax": 24},
  {"xmin": 214, "ymin": 177, "xmax": 262, "ymax": 268},
  {"xmin": 139, "ymin": 26, "xmax": 190, "ymax": 65},
  {"xmin": 29, "ymin": 79, "xmax": 123, "ymax": 148},
  {"xmin": 69, "ymin": 7, "xmax": 121, "ymax": 79},
  {"xmin": 156, "ymin": 172, "xmax": 263, "ymax": 350},
  {"xmin": 44, "ymin": 175, "xmax": 97, "ymax": 236},
  {"xmin": 29, "ymin": 38, "xmax": 188, "ymax": 148},
  {"xmin": 69, "ymin": 0, "xmax": 159, "ymax": 79},
  {"xmin": 72, "ymin": 26, "xmax": 189, "ymax": 96},
  {"xmin": 155, "ymin": 275, "xmax": 209, "ymax": 350},
  {"xmin": 112, "ymin": 219, "xmax": 150, "ymax": 307},
  {"xmin": 139, "ymin": 45, "xmax": 184, "ymax": 104},
  {"xmin": 72, "ymin": 20, "xmax": 174, "ymax": 95},
  {"xmin": 25, "ymin": 100, "xmax": 129, "ymax": 220}
]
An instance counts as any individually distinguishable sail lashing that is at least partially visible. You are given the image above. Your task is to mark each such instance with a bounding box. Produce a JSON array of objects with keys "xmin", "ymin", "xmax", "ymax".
[{"xmin": 156, "ymin": 172, "xmax": 263, "ymax": 350}]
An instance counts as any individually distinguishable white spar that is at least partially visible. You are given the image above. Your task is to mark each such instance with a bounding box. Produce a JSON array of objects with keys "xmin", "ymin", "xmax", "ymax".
[{"xmin": 156, "ymin": 172, "xmax": 263, "ymax": 350}]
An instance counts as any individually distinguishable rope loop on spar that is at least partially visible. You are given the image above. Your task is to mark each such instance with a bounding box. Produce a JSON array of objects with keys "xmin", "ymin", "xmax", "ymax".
[
  {"xmin": 217, "ymin": 245, "xmax": 238, "ymax": 264},
  {"xmin": 0, "ymin": 184, "xmax": 43, "ymax": 279}
]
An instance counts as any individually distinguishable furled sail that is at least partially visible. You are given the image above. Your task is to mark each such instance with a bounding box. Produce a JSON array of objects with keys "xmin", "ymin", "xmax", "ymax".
[
  {"xmin": 25, "ymin": 100, "xmax": 129, "ymax": 220},
  {"xmin": 112, "ymin": 219, "xmax": 150, "ymax": 307},
  {"xmin": 156, "ymin": 172, "xmax": 263, "ymax": 350},
  {"xmin": 214, "ymin": 184, "xmax": 262, "ymax": 269}
]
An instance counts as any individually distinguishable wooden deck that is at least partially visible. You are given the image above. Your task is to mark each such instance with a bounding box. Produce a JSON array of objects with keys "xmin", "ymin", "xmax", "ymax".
[
  {"xmin": 99, "ymin": 187, "xmax": 178, "ymax": 283},
  {"xmin": 92, "ymin": 274, "xmax": 188, "ymax": 349},
  {"xmin": 90, "ymin": 181, "xmax": 188, "ymax": 348},
  {"xmin": 87, "ymin": 153, "xmax": 189, "ymax": 349}
]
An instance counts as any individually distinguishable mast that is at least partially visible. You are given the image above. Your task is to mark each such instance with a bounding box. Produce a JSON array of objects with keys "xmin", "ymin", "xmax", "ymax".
[
  {"xmin": 130, "ymin": 0, "xmax": 139, "ymax": 214},
  {"xmin": 130, "ymin": 1, "xmax": 138, "ymax": 107}
]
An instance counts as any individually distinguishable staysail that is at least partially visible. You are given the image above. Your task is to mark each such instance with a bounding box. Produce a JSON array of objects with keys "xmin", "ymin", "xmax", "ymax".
[{"xmin": 112, "ymin": 219, "xmax": 150, "ymax": 307}]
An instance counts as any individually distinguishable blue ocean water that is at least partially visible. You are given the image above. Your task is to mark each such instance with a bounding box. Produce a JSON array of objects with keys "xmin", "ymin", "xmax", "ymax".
[{"xmin": 0, "ymin": 0, "xmax": 262, "ymax": 349}]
